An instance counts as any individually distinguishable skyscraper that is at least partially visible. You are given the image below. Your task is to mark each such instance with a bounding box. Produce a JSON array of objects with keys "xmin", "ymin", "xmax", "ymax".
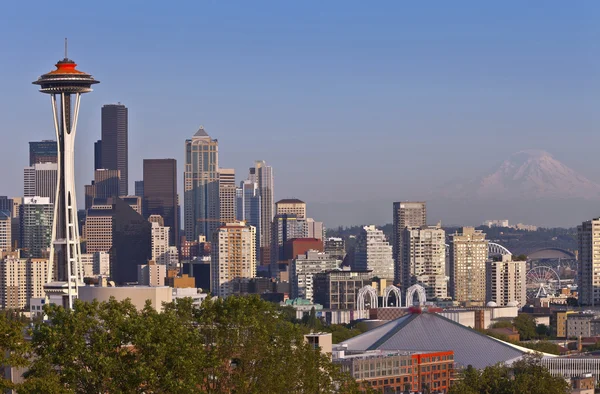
[
  {"xmin": 29, "ymin": 140, "xmax": 57, "ymax": 165},
  {"xmin": 276, "ymin": 199, "xmax": 306, "ymax": 219},
  {"xmin": 449, "ymin": 227, "xmax": 489, "ymax": 304},
  {"xmin": 0, "ymin": 253, "xmax": 50, "ymax": 309},
  {"xmin": 392, "ymin": 202, "xmax": 426, "ymax": 285},
  {"xmin": 135, "ymin": 181, "xmax": 144, "ymax": 199},
  {"xmin": 24, "ymin": 163, "xmax": 58, "ymax": 203},
  {"xmin": 291, "ymin": 250, "xmax": 340, "ymax": 303},
  {"xmin": 354, "ymin": 225, "xmax": 394, "ymax": 280},
  {"xmin": 251, "ymin": 161, "xmax": 274, "ymax": 265},
  {"xmin": 211, "ymin": 222, "xmax": 256, "ymax": 298},
  {"xmin": 270, "ymin": 214, "xmax": 307, "ymax": 277},
  {"xmin": 0, "ymin": 210, "xmax": 11, "ymax": 252},
  {"xmin": 237, "ymin": 180, "xmax": 261, "ymax": 259},
  {"xmin": 143, "ymin": 159, "xmax": 178, "ymax": 246},
  {"xmin": 149, "ymin": 215, "xmax": 170, "ymax": 265},
  {"xmin": 184, "ymin": 127, "xmax": 219, "ymax": 241},
  {"xmin": 218, "ymin": 168, "xmax": 236, "ymax": 225},
  {"xmin": 101, "ymin": 104, "xmax": 128, "ymax": 196},
  {"xmin": 93, "ymin": 169, "xmax": 121, "ymax": 200},
  {"xmin": 402, "ymin": 225, "xmax": 447, "ymax": 300},
  {"xmin": 0, "ymin": 197, "xmax": 13, "ymax": 213},
  {"xmin": 486, "ymin": 255, "xmax": 526, "ymax": 307},
  {"xmin": 94, "ymin": 140, "xmax": 102, "ymax": 170},
  {"xmin": 578, "ymin": 219, "xmax": 600, "ymax": 306},
  {"xmin": 19, "ymin": 197, "xmax": 53, "ymax": 258}
]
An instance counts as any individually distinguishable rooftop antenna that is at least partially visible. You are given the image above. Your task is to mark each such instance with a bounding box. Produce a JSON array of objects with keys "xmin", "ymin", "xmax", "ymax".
[{"xmin": 64, "ymin": 38, "xmax": 68, "ymax": 59}]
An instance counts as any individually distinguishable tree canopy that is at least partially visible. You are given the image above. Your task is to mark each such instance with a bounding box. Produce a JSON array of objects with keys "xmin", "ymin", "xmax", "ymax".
[
  {"xmin": 11, "ymin": 296, "xmax": 367, "ymax": 393},
  {"xmin": 449, "ymin": 354, "xmax": 570, "ymax": 394}
]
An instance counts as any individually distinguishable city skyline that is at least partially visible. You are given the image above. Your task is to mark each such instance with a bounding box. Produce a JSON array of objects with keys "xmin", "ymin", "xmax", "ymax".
[{"xmin": 1, "ymin": 2, "xmax": 596, "ymax": 228}]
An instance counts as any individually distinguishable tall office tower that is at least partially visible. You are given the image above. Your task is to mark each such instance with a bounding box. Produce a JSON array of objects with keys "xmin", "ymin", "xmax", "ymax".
[
  {"xmin": 0, "ymin": 210, "xmax": 11, "ymax": 252},
  {"xmin": 449, "ymin": 227, "xmax": 489, "ymax": 304},
  {"xmin": 135, "ymin": 181, "xmax": 144, "ymax": 199},
  {"xmin": 29, "ymin": 140, "xmax": 58, "ymax": 165},
  {"xmin": 149, "ymin": 215, "xmax": 170, "ymax": 265},
  {"xmin": 0, "ymin": 254, "xmax": 51, "ymax": 309},
  {"xmin": 251, "ymin": 161, "xmax": 274, "ymax": 266},
  {"xmin": 143, "ymin": 159, "xmax": 178, "ymax": 246},
  {"xmin": 291, "ymin": 250, "xmax": 340, "ymax": 302},
  {"xmin": 402, "ymin": 225, "xmax": 447, "ymax": 300},
  {"xmin": 138, "ymin": 261, "xmax": 167, "ymax": 286},
  {"xmin": 94, "ymin": 140, "xmax": 102, "ymax": 170},
  {"xmin": 276, "ymin": 199, "xmax": 306, "ymax": 219},
  {"xmin": 94, "ymin": 169, "xmax": 121, "ymax": 200},
  {"xmin": 20, "ymin": 197, "xmax": 53, "ymax": 258},
  {"xmin": 0, "ymin": 197, "xmax": 13, "ymax": 213},
  {"xmin": 101, "ymin": 103, "xmax": 128, "ymax": 196},
  {"xmin": 324, "ymin": 237, "xmax": 346, "ymax": 261},
  {"xmin": 237, "ymin": 180, "xmax": 261, "ymax": 253},
  {"xmin": 184, "ymin": 126, "xmax": 219, "ymax": 241},
  {"xmin": 392, "ymin": 202, "xmax": 426, "ymax": 285},
  {"xmin": 210, "ymin": 221, "xmax": 256, "ymax": 298},
  {"xmin": 306, "ymin": 218, "xmax": 324, "ymax": 240},
  {"xmin": 218, "ymin": 168, "xmax": 236, "ymax": 225},
  {"xmin": 33, "ymin": 50, "xmax": 99, "ymax": 308},
  {"xmin": 93, "ymin": 251, "xmax": 110, "ymax": 276},
  {"xmin": 486, "ymin": 255, "xmax": 526, "ymax": 307},
  {"xmin": 11, "ymin": 198, "xmax": 22, "ymax": 219},
  {"xmin": 270, "ymin": 214, "xmax": 307, "ymax": 277},
  {"xmin": 121, "ymin": 196, "xmax": 142, "ymax": 215},
  {"xmin": 84, "ymin": 198, "xmax": 151, "ymax": 284},
  {"xmin": 353, "ymin": 225, "xmax": 394, "ymax": 280},
  {"xmin": 578, "ymin": 219, "xmax": 600, "ymax": 306},
  {"xmin": 24, "ymin": 163, "xmax": 58, "ymax": 203},
  {"xmin": 84, "ymin": 184, "xmax": 96, "ymax": 210}
]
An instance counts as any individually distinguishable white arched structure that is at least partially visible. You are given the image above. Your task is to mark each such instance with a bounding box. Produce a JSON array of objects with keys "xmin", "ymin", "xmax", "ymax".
[
  {"xmin": 357, "ymin": 285, "xmax": 378, "ymax": 311},
  {"xmin": 488, "ymin": 242, "xmax": 512, "ymax": 257},
  {"xmin": 382, "ymin": 285, "xmax": 401, "ymax": 307},
  {"xmin": 405, "ymin": 284, "xmax": 427, "ymax": 307}
]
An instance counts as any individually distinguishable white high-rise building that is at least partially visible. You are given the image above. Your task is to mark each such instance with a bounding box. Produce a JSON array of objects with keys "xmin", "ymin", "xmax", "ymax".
[
  {"xmin": 578, "ymin": 219, "xmax": 600, "ymax": 306},
  {"xmin": 218, "ymin": 168, "xmax": 236, "ymax": 225},
  {"xmin": 486, "ymin": 255, "xmax": 526, "ymax": 307},
  {"xmin": 211, "ymin": 222, "xmax": 256, "ymax": 298},
  {"xmin": 450, "ymin": 227, "xmax": 489, "ymax": 303},
  {"xmin": 353, "ymin": 225, "xmax": 394, "ymax": 280},
  {"xmin": 402, "ymin": 225, "xmax": 447, "ymax": 299},
  {"xmin": 291, "ymin": 250, "xmax": 340, "ymax": 302},
  {"xmin": 0, "ymin": 253, "xmax": 50, "ymax": 309},
  {"xmin": 93, "ymin": 251, "xmax": 110, "ymax": 276},
  {"xmin": 0, "ymin": 210, "xmax": 11, "ymax": 252},
  {"xmin": 167, "ymin": 246, "xmax": 179, "ymax": 268},
  {"xmin": 137, "ymin": 261, "xmax": 167, "ymax": 287},
  {"xmin": 80, "ymin": 253, "xmax": 95, "ymax": 279},
  {"xmin": 23, "ymin": 163, "xmax": 58, "ymax": 203},
  {"xmin": 306, "ymin": 218, "xmax": 325, "ymax": 240},
  {"xmin": 149, "ymin": 217, "xmax": 170, "ymax": 265}
]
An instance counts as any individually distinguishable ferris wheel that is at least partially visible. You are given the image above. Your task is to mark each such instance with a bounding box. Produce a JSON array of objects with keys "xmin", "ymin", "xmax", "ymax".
[{"xmin": 526, "ymin": 266, "xmax": 561, "ymax": 300}]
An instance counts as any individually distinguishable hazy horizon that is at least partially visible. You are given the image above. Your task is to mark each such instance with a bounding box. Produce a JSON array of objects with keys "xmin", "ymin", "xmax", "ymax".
[{"xmin": 1, "ymin": 2, "xmax": 598, "ymax": 229}]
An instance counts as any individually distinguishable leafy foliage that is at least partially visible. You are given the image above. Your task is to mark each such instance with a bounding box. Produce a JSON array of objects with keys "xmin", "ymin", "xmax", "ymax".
[
  {"xmin": 15, "ymin": 296, "xmax": 366, "ymax": 393},
  {"xmin": 513, "ymin": 314, "xmax": 537, "ymax": 340},
  {"xmin": 449, "ymin": 354, "xmax": 570, "ymax": 394}
]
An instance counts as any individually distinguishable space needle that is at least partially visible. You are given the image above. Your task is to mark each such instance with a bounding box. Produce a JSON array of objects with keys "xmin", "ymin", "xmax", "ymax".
[{"xmin": 32, "ymin": 41, "xmax": 99, "ymax": 309}]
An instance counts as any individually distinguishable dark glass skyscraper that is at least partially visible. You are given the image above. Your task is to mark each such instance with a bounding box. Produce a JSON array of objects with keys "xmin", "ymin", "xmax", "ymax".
[
  {"xmin": 94, "ymin": 140, "xmax": 102, "ymax": 170},
  {"xmin": 29, "ymin": 140, "xmax": 57, "ymax": 165},
  {"xmin": 101, "ymin": 104, "xmax": 128, "ymax": 196},
  {"xmin": 143, "ymin": 159, "xmax": 178, "ymax": 246}
]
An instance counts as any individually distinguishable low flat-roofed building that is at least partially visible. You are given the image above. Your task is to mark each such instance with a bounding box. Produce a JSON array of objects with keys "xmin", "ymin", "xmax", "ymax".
[{"xmin": 78, "ymin": 285, "xmax": 172, "ymax": 311}]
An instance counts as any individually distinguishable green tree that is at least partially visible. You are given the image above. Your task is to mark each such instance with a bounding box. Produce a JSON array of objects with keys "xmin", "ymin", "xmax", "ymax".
[
  {"xmin": 0, "ymin": 311, "xmax": 29, "ymax": 392},
  {"xmin": 536, "ymin": 324, "xmax": 550, "ymax": 338},
  {"xmin": 513, "ymin": 314, "xmax": 537, "ymax": 340}
]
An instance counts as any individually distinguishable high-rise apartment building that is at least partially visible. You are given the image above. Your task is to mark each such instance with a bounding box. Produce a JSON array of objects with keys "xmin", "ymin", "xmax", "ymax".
[
  {"xmin": 149, "ymin": 215, "xmax": 170, "ymax": 265},
  {"xmin": 0, "ymin": 210, "xmax": 11, "ymax": 252},
  {"xmin": 19, "ymin": 197, "xmax": 53, "ymax": 258},
  {"xmin": 324, "ymin": 237, "xmax": 346, "ymax": 261},
  {"xmin": 393, "ymin": 202, "xmax": 426, "ymax": 285},
  {"xmin": 24, "ymin": 163, "xmax": 58, "ymax": 203},
  {"xmin": 449, "ymin": 227, "xmax": 489, "ymax": 303},
  {"xmin": 270, "ymin": 214, "xmax": 308, "ymax": 277},
  {"xmin": 29, "ymin": 140, "xmax": 57, "ymax": 165},
  {"xmin": 354, "ymin": 225, "xmax": 394, "ymax": 280},
  {"xmin": 93, "ymin": 251, "xmax": 110, "ymax": 276},
  {"xmin": 237, "ymin": 180, "xmax": 261, "ymax": 258},
  {"xmin": 486, "ymin": 255, "xmax": 526, "ymax": 307},
  {"xmin": 184, "ymin": 127, "xmax": 219, "ymax": 241},
  {"xmin": 306, "ymin": 218, "xmax": 324, "ymax": 240},
  {"xmin": 251, "ymin": 161, "xmax": 274, "ymax": 265},
  {"xmin": 0, "ymin": 254, "xmax": 50, "ymax": 309},
  {"xmin": 138, "ymin": 261, "xmax": 167, "ymax": 287},
  {"xmin": 93, "ymin": 169, "xmax": 121, "ymax": 200},
  {"xmin": 101, "ymin": 104, "xmax": 128, "ymax": 196},
  {"xmin": 94, "ymin": 140, "xmax": 102, "ymax": 170},
  {"xmin": 578, "ymin": 219, "xmax": 600, "ymax": 306},
  {"xmin": 210, "ymin": 222, "xmax": 256, "ymax": 298},
  {"xmin": 218, "ymin": 168, "xmax": 236, "ymax": 225},
  {"xmin": 291, "ymin": 250, "xmax": 340, "ymax": 302},
  {"xmin": 276, "ymin": 199, "xmax": 306, "ymax": 219},
  {"xmin": 143, "ymin": 159, "xmax": 178, "ymax": 246},
  {"xmin": 402, "ymin": 225, "xmax": 446, "ymax": 300}
]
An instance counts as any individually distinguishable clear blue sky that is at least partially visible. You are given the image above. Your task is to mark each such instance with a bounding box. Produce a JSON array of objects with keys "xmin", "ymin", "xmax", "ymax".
[{"xmin": 0, "ymin": 1, "xmax": 598, "ymax": 225}]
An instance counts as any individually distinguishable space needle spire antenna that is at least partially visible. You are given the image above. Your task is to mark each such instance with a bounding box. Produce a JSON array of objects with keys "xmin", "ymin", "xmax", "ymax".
[{"xmin": 32, "ymin": 42, "xmax": 99, "ymax": 309}]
